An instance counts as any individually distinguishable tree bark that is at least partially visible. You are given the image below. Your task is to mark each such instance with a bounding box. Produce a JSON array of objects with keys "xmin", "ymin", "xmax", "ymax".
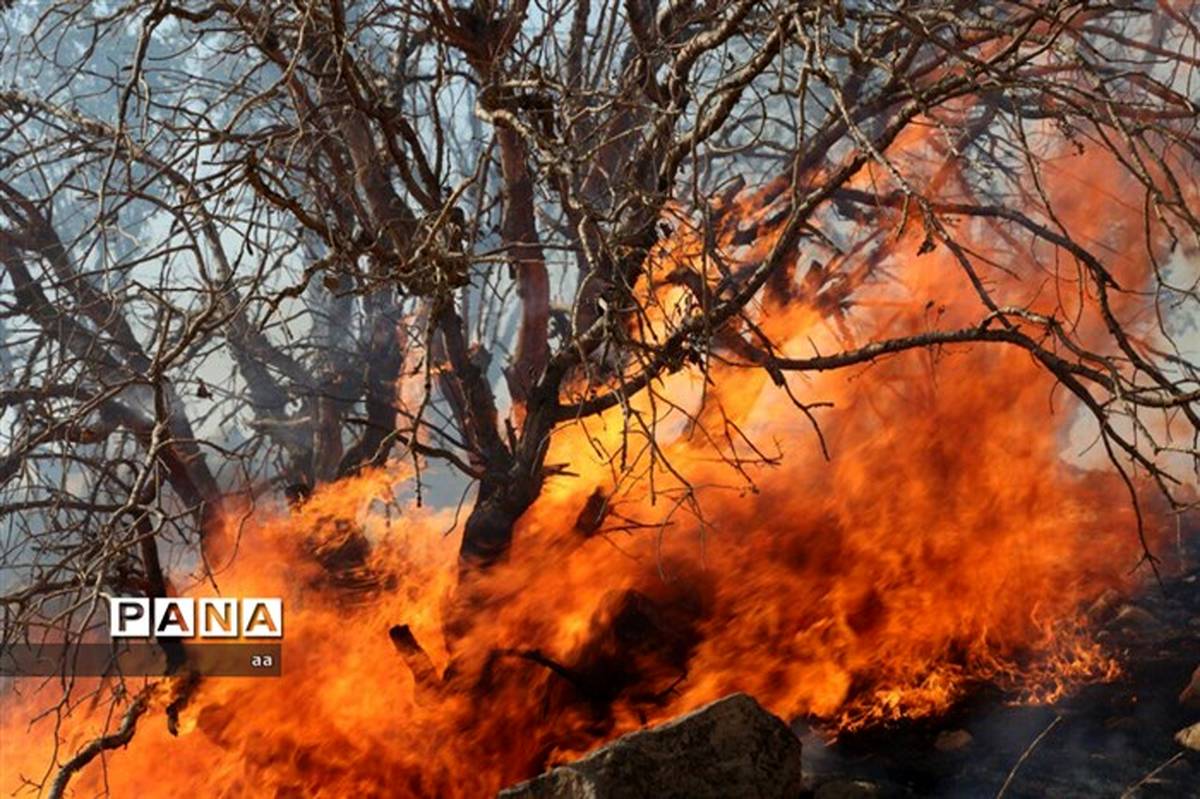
[
  {"xmin": 459, "ymin": 474, "xmax": 541, "ymax": 567},
  {"xmin": 496, "ymin": 126, "xmax": 550, "ymax": 408},
  {"xmin": 458, "ymin": 377, "xmax": 559, "ymax": 568}
]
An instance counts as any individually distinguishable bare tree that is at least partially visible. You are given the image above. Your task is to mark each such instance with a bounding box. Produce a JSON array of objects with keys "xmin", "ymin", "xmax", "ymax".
[{"xmin": 1, "ymin": 0, "xmax": 1198, "ymax": 791}]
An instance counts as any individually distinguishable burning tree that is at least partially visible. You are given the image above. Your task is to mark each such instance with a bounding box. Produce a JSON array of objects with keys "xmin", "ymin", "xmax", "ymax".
[{"xmin": 1, "ymin": 0, "xmax": 1198, "ymax": 796}]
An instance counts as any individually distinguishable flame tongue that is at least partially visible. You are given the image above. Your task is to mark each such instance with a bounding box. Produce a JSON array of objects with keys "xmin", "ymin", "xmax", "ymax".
[
  {"xmin": 143, "ymin": 335, "xmax": 1142, "ymax": 798},
  {"xmin": 0, "ymin": 154, "xmax": 1172, "ymax": 797}
]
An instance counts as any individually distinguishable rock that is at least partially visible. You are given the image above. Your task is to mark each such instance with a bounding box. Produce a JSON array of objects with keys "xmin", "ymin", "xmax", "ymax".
[
  {"xmin": 497, "ymin": 693, "xmax": 803, "ymax": 799},
  {"xmin": 1176, "ymin": 722, "xmax": 1200, "ymax": 752},
  {"xmin": 1086, "ymin": 588, "xmax": 1121, "ymax": 621},
  {"xmin": 813, "ymin": 779, "xmax": 883, "ymax": 799},
  {"xmin": 1110, "ymin": 604, "xmax": 1160, "ymax": 631},
  {"xmin": 933, "ymin": 729, "xmax": 973, "ymax": 752},
  {"xmin": 1179, "ymin": 665, "xmax": 1200, "ymax": 710}
]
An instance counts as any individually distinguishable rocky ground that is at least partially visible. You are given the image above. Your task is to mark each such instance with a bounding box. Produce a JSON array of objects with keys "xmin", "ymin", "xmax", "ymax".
[
  {"xmin": 798, "ymin": 552, "xmax": 1200, "ymax": 798},
  {"xmin": 502, "ymin": 543, "xmax": 1200, "ymax": 798}
]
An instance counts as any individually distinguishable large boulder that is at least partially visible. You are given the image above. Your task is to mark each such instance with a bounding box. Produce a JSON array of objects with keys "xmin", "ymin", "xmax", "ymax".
[{"xmin": 498, "ymin": 693, "xmax": 804, "ymax": 799}]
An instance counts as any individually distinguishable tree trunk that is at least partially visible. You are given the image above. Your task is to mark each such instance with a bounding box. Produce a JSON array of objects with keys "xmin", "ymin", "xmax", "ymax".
[
  {"xmin": 455, "ymin": 332, "xmax": 560, "ymax": 570},
  {"xmin": 459, "ymin": 472, "xmax": 542, "ymax": 569}
]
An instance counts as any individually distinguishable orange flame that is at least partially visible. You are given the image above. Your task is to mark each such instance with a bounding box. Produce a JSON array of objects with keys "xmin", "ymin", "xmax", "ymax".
[{"xmin": 1, "ymin": 144, "xmax": 1181, "ymax": 797}]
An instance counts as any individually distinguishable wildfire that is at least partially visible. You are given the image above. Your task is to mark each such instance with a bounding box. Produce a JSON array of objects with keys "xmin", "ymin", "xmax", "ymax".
[{"xmin": 0, "ymin": 143, "xmax": 1177, "ymax": 797}]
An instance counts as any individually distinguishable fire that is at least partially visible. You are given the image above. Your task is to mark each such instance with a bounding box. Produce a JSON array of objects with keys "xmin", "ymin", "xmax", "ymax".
[{"xmin": 0, "ymin": 143, "xmax": 1179, "ymax": 796}]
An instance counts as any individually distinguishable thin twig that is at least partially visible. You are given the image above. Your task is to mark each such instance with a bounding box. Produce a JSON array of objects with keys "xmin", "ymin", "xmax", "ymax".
[
  {"xmin": 48, "ymin": 688, "xmax": 152, "ymax": 799},
  {"xmin": 1119, "ymin": 752, "xmax": 1185, "ymax": 798},
  {"xmin": 995, "ymin": 715, "xmax": 1062, "ymax": 799}
]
